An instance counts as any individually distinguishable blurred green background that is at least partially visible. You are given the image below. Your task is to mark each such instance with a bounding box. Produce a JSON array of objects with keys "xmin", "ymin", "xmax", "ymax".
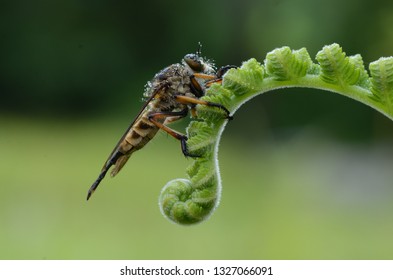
[{"xmin": 1, "ymin": 0, "xmax": 393, "ymax": 259}]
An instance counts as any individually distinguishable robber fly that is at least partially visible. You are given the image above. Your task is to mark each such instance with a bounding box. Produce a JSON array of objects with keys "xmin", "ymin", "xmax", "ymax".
[{"xmin": 87, "ymin": 48, "xmax": 235, "ymax": 200}]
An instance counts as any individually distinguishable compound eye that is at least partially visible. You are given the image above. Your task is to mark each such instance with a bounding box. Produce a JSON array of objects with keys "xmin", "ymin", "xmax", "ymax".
[{"xmin": 184, "ymin": 54, "xmax": 204, "ymax": 72}]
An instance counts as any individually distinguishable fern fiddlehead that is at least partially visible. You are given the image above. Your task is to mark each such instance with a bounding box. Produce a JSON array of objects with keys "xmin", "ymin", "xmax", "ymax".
[{"xmin": 159, "ymin": 43, "xmax": 393, "ymax": 225}]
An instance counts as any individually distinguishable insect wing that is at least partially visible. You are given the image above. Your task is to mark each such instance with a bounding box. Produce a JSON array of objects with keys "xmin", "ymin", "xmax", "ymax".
[{"xmin": 86, "ymin": 85, "xmax": 163, "ymax": 200}]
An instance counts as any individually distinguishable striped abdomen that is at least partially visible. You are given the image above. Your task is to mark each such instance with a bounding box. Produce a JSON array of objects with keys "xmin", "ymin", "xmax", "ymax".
[
  {"xmin": 87, "ymin": 105, "xmax": 165, "ymax": 200},
  {"xmin": 110, "ymin": 110, "xmax": 161, "ymax": 177}
]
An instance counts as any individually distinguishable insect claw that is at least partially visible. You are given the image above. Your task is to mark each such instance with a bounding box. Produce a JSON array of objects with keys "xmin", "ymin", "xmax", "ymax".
[
  {"xmin": 221, "ymin": 108, "xmax": 233, "ymax": 121},
  {"xmin": 184, "ymin": 151, "xmax": 202, "ymax": 158},
  {"xmin": 180, "ymin": 135, "xmax": 189, "ymax": 155},
  {"xmin": 180, "ymin": 135, "xmax": 201, "ymax": 158}
]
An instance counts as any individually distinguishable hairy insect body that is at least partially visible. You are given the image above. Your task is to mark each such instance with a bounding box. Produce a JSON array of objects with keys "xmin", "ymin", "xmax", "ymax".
[
  {"xmin": 87, "ymin": 52, "xmax": 232, "ymax": 200},
  {"xmin": 111, "ymin": 63, "xmax": 205, "ymax": 175}
]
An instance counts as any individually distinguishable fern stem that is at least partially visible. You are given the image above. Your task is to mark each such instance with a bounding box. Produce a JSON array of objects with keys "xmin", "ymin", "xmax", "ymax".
[{"xmin": 234, "ymin": 76, "xmax": 386, "ymax": 119}]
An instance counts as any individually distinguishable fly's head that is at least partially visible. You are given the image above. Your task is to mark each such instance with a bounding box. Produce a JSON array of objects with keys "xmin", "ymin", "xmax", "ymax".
[{"xmin": 183, "ymin": 53, "xmax": 215, "ymax": 75}]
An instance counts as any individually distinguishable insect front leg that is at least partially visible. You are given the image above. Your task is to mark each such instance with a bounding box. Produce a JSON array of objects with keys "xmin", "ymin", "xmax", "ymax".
[
  {"xmin": 205, "ymin": 65, "xmax": 238, "ymax": 87},
  {"xmin": 148, "ymin": 109, "xmax": 199, "ymax": 157},
  {"xmin": 189, "ymin": 74, "xmax": 204, "ymax": 98},
  {"xmin": 175, "ymin": 95, "xmax": 233, "ymax": 120}
]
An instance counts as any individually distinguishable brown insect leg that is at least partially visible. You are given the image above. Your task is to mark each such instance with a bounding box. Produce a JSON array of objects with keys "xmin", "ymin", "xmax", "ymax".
[
  {"xmin": 148, "ymin": 109, "xmax": 199, "ymax": 157},
  {"xmin": 175, "ymin": 95, "xmax": 233, "ymax": 120},
  {"xmin": 193, "ymin": 73, "xmax": 216, "ymax": 80},
  {"xmin": 205, "ymin": 65, "xmax": 238, "ymax": 87},
  {"xmin": 193, "ymin": 73, "xmax": 222, "ymax": 88},
  {"xmin": 190, "ymin": 107, "xmax": 198, "ymax": 118},
  {"xmin": 164, "ymin": 115, "xmax": 186, "ymax": 124},
  {"xmin": 189, "ymin": 75, "xmax": 204, "ymax": 97},
  {"xmin": 148, "ymin": 109, "xmax": 188, "ymax": 140},
  {"xmin": 205, "ymin": 78, "xmax": 222, "ymax": 87}
]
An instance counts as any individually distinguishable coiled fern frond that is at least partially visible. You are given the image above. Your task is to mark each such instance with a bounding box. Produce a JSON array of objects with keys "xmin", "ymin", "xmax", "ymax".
[{"xmin": 159, "ymin": 43, "xmax": 393, "ymax": 225}]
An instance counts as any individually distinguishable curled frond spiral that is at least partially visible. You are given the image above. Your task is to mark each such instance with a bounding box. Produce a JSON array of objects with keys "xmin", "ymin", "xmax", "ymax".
[{"xmin": 159, "ymin": 43, "xmax": 393, "ymax": 225}]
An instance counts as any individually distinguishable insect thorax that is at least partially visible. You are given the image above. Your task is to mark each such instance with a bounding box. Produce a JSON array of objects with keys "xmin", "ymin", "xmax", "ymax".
[
  {"xmin": 141, "ymin": 64, "xmax": 190, "ymax": 113},
  {"xmin": 144, "ymin": 57, "xmax": 214, "ymax": 100}
]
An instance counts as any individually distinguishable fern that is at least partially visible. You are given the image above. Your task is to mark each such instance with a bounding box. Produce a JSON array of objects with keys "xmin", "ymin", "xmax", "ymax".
[{"xmin": 159, "ymin": 43, "xmax": 393, "ymax": 225}]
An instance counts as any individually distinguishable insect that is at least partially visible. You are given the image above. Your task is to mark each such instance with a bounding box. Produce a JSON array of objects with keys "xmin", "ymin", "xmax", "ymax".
[{"xmin": 87, "ymin": 48, "xmax": 235, "ymax": 200}]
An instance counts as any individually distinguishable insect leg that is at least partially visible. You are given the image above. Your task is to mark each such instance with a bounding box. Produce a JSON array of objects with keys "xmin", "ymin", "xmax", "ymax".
[
  {"xmin": 193, "ymin": 73, "xmax": 216, "ymax": 80},
  {"xmin": 189, "ymin": 74, "xmax": 230, "ymax": 118},
  {"xmin": 205, "ymin": 65, "xmax": 238, "ymax": 87},
  {"xmin": 216, "ymin": 65, "xmax": 238, "ymax": 78},
  {"xmin": 164, "ymin": 115, "xmax": 186, "ymax": 124},
  {"xmin": 189, "ymin": 75, "xmax": 204, "ymax": 97},
  {"xmin": 148, "ymin": 109, "xmax": 198, "ymax": 157},
  {"xmin": 175, "ymin": 95, "xmax": 233, "ymax": 120}
]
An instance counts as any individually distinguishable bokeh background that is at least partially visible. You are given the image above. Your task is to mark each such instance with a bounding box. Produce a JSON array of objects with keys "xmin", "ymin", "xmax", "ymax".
[{"xmin": 1, "ymin": 0, "xmax": 393, "ymax": 259}]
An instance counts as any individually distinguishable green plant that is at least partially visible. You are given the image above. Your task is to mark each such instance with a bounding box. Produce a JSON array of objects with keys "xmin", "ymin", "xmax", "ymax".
[{"xmin": 159, "ymin": 43, "xmax": 393, "ymax": 225}]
